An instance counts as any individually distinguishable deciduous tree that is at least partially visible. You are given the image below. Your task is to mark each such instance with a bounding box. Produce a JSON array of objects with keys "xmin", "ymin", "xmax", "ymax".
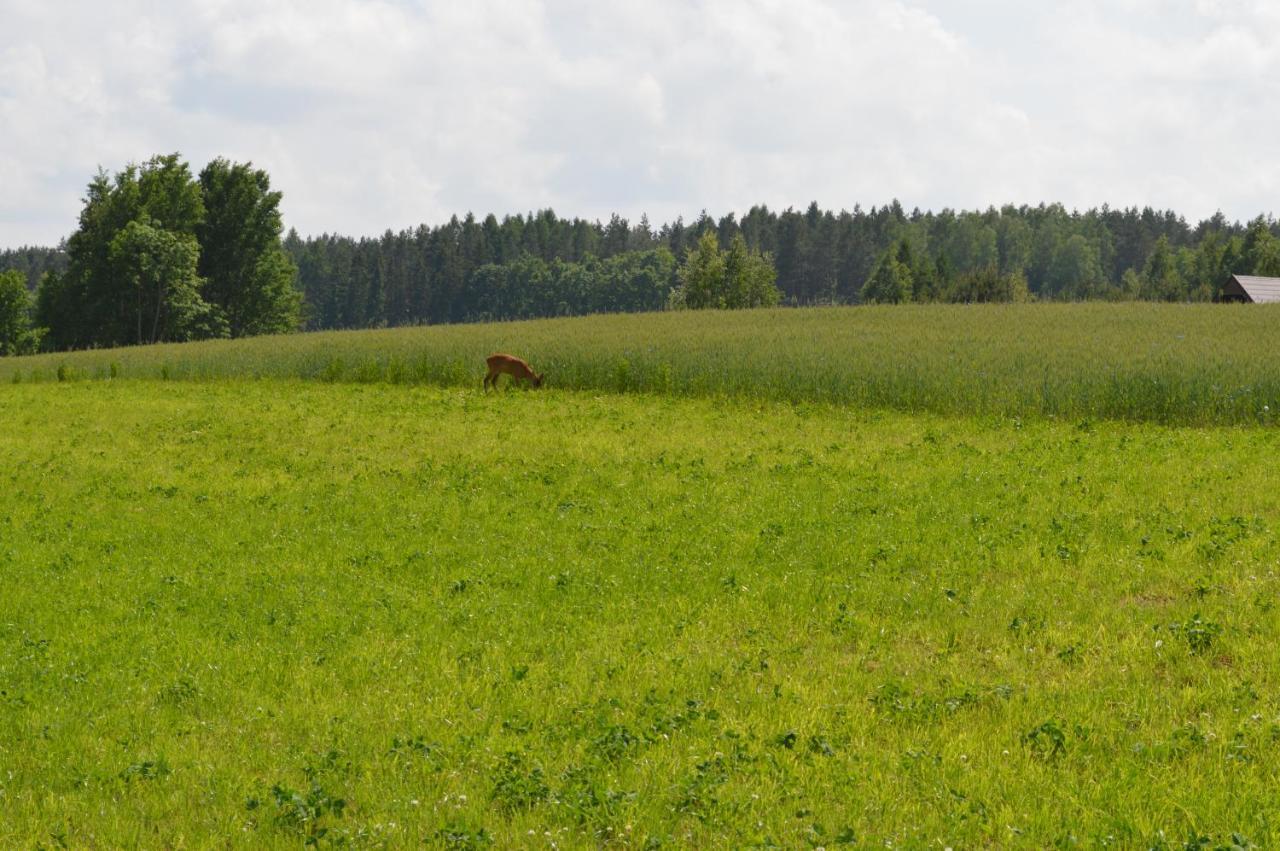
[
  {"xmin": 198, "ymin": 159, "xmax": 301, "ymax": 337},
  {"xmin": 0, "ymin": 270, "xmax": 40, "ymax": 355},
  {"xmin": 862, "ymin": 246, "xmax": 913, "ymax": 304},
  {"xmin": 109, "ymin": 219, "xmax": 223, "ymax": 344}
]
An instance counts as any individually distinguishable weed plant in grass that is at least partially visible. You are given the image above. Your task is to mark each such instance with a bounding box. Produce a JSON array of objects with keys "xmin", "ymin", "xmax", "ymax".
[
  {"xmin": 1, "ymin": 381, "xmax": 1278, "ymax": 846},
  {"xmin": 7, "ymin": 303, "xmax": 1280, "ymax": 424}
]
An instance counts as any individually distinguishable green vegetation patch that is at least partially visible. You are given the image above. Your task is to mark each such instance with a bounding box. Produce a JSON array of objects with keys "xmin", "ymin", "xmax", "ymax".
[
  {"xmin": 9, "ymin": 303, "xmax": 1280, "ymax": 425},
  {"xmin": 1, "ymin": 381, "xmax": 1278, "ymax": 846}
]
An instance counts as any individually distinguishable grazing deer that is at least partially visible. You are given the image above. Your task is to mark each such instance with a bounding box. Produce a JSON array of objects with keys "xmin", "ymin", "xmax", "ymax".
[{"xmin": 484, "ymin": 353, "xmax": 544, "ymax": 390}]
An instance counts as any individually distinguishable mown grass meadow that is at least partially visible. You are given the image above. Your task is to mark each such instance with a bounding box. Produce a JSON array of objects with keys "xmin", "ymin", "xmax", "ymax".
[
  {"xmin": 7, "ymin": 302, "xmax": 1280, "ymax": 425},
  {"xmin": 2, "ymin": 376, "xmax": 1279, "ymax": 847}
]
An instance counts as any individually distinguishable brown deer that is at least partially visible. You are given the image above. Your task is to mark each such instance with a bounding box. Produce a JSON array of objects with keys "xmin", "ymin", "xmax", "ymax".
[{"xmin": 483, "ymin": 353, "xmax": 544, "ymax": 390}]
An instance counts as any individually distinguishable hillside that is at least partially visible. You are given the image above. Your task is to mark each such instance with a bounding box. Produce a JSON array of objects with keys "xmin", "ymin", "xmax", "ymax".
[{"xmin": 8, "ymin": 303, "xmax": 1280, "ymax": 425}]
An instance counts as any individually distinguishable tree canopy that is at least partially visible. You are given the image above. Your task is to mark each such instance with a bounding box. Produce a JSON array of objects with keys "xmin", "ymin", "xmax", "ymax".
[
  {"xmin": 278, "ymin": 204, "xmax": 1279, "ymax": 332},
  {"xmin": 198, "ymin": 158, "xmax": 301, "ymax": 337},
  {"xmin": 0, "ymin": 270, "xmax": 41, "ymax": 355},
  {"xmin": 31, "ymin": 153, "xmax": 299, "ymax": 351}
]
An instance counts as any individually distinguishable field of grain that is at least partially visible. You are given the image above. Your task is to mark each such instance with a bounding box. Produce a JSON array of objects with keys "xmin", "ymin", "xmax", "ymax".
[
  {"xmin": 8, "ymin": 303, "xmax": 1280, "ymax": 425},
  {"xmin": 2, "ymin": 377, "xmax": 1278, "ymax": 847}
]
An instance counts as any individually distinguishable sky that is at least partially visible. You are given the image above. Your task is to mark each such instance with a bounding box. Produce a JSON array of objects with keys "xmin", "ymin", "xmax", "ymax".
[{"xmin": 2, "ymin": 0, "xmax": 1279, "ymax": 247}]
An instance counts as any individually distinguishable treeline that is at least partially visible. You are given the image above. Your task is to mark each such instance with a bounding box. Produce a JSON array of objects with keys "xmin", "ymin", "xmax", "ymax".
[
  {"xmin": 287, "ymin": 225, "xmax": 780, "ymax": 329},
  {"xmin": 5, "ymin": 153, "xmax": 1280, "ymax": 354},
  {"xmin": 0, "ymin": 153, "xmax": 783, "ymax": 354},
  {"xmin": 291, "ymin": 233, "xmax": 677, "ymax": 328},
  {"xmin": 0, "ymin": 246, "xmax": 66, "ymax": 291},
  {"xmin": 284, "ymin": 202, "xmax": 1280, "ymax": 330}
]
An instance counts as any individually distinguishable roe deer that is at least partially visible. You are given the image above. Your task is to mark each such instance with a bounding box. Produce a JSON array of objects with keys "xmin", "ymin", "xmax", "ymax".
[{"xmin": 484, "ymin": 353, "xmax": 544, "ymax": 390}]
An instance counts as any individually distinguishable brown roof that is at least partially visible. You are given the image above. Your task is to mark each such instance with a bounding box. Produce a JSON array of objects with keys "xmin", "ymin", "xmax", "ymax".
[{"xmin": 1229, "ymin": 275, "xmax": 1280, "ymax": 303}]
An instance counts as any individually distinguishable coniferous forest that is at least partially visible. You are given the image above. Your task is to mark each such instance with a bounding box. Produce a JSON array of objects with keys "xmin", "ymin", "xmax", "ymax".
[
  {"xmin": 3, "ymin": 153, "xmax": 1280, "ymax": 354},
  {"xmin": 276, "ymin": 201, "xmax": 1279, "ymax": 332}
]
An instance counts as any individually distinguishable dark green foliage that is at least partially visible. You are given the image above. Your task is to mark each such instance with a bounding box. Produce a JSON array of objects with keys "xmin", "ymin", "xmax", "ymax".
[
  {"xmin": 0, "ymin": 245, "xmax": 66, "ymax": 290},
  {"xmin": 490, "ymin": 752, "xmax": 550, "ymax": 812},
  {"xmin": 946, "ymin": 265, "xmax": 1030, "ymax": 303},
  {"xmin": 1023, "ymin": 720, "xmax": 1067, "ymax": 761},
  {"xmin": 466, "ymin": 248, "xmax": 676, "ymax": 321},
  {"xmin": 675, "ymin": 232, "xmax": 725, "ymax": 309},
  {"xmin": 38, "ymin": 155, "xmax": 211, "ymax": 349},
  {"xmin": 15, "ymin": 185, "xmax": 1280, "ymax": 345},
  {"xmin": 1168, "ymin": 614, "xmax": 1223, "ymax": 655},
  {"xmin": 1241, "ymin": 217, "xmax": 1280, "ymax": 277},
  {"xmin": 268, "ymin": 783, "xmax": 346, "ymax": 842},
  {"xmin": 0, "ymin": 269, "xmax": 42, "ymax": 355},
  {"xmin": 1141, "ymin": 236, "xmax": 1184, "ymax": 301},
  {"xmin": 673, "ymin": 231, "xmax": 779, "ymax": 309},
  {"xmin": 1045, "ymin": 234, "xmax": 1106, "ymax": 298},
  {"xmin": 120, "ymin": 758, "xmax": 171, "ymax": 782},
  {"xmin": 109, "ymin": 219, "xmax": 224, "ymax": 344},
  {"xmin": 862, "ymin": 246, "xmax": 913, "ymax": 304},
  {"xmin": 198, "ymin": 158, "xmax": 301, "ymax": 337},
  {"xmin": 32, "ymin": 153, "xmax": 298, "ymax": 351}
]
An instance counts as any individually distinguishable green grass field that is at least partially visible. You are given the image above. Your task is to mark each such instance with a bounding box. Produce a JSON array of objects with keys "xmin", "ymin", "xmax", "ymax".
[
  {"xmin": 2, "ymin": 371, "xmax": 1279, "ymax": 847},
  {"xmin": 7, "ymin": 303, "xmax": 1280, "ymax": 425}
]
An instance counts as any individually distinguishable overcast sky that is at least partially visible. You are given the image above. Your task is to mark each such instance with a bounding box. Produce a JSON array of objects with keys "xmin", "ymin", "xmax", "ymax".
[{"xmin": 2, "ymin": 0, "xmax": 1278, "ymax": 246}]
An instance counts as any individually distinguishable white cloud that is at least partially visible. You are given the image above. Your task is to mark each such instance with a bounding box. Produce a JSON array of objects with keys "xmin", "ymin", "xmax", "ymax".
[{"xmin": 1, "ymin": 0, "xmax": 1278, "ymax": 246}]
